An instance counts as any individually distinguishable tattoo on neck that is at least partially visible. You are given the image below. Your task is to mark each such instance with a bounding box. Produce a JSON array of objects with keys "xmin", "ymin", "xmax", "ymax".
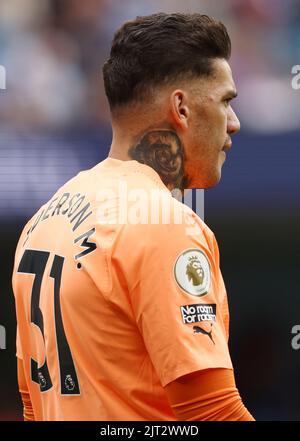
[{"xmin": 128, "ymin": 130, "xmax": 189, "ymax": 190}]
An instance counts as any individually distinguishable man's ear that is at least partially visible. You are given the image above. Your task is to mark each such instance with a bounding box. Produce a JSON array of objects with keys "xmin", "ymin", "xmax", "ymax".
[{"xmin": 170, "ymin": 90, "xmax": 190, "ymax": 130}]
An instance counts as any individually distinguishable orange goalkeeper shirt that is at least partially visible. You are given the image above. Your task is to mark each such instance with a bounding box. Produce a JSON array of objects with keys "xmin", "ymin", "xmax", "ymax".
[{"xmin": 12, "ymin": 157, "xmax": 233, "ymax": 421}]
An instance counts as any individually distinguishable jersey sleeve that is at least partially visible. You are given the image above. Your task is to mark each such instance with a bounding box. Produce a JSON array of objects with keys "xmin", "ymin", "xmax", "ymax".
[
  {"xmin": 165, "ymin": 368, "xmax": 255, "ymax": 421},
  {"xmin": 18, "ymin": 357, "xmax": 35, "ymax": 421},
  {"xmin": 112, "ymin": 204, "xmax": 233, "ymax": 387}
]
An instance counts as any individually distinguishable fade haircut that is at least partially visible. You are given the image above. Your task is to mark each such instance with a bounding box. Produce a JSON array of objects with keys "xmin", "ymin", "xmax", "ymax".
[{"xmin": 103, "ymin": 13, "xmax": 231, "ymax": 112}]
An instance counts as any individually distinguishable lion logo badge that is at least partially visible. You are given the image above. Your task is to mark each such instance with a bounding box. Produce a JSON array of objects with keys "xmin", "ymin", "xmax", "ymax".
[
  {"xmin": 38, "ymin": 372, "xmax": 47, "ymax": 389},
  {"xmin": 186, "ymin": 255, "xmax": 204, "ymax": 286},
  {"xmin": 65, "ymin": 374, "xmax": 75, "ymax": 391},
  {"xmin": 174, "ymin": 249, "xmax": 211, "ymax": 296}
]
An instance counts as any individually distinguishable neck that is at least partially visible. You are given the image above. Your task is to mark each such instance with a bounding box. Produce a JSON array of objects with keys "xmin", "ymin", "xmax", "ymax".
[{"xmin": 109, "ymin": 123, "xmax": 189, "ymax": 191}]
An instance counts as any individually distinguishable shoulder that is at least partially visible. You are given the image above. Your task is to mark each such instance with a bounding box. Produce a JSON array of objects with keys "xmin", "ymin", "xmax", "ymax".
[{"xmin": 114, "ymin": 192, "xmax": 214, "ymax": 258}]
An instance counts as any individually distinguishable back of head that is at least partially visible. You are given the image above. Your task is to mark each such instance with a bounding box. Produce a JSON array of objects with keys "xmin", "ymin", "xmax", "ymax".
[{"xmin": 103, "ymin": 13, "xmax": 231, "ymax": 114}]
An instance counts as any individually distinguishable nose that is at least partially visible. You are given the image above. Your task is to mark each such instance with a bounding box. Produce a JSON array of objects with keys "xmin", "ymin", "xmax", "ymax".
[{"xmin": 227, "ymin": 106, "xmax": 240, "ymax": 135}]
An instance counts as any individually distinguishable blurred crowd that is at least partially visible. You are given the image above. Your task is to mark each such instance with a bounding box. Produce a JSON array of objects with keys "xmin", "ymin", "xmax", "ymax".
[{"xmin": 0, "ymin": 0, "xmax": 300, "ymax": 133}]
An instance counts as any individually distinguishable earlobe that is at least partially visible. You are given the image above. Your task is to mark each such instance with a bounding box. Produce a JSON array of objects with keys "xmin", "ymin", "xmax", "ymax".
[
  {"xmin": 180, "ymin": 105, "xmax": 189, "ymax": 121},
  {"xmin": 171, "ymin": 90, "xmax": 189, "ymax": 129},
  {"xmin": 178, "ymin": 104, "xmax": 189, "ymax": 129}
]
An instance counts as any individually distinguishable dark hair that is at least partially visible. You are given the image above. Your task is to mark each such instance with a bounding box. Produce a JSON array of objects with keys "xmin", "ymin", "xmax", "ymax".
[{"xmin": 103, "ymin": 13, "xmax": 231, "ymax": 111}]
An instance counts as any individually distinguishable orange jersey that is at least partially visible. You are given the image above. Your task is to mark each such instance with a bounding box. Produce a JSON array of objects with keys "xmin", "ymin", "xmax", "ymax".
[{"xmin": 12, "ymin": 157, "xmax": 233, "ymax": 421}]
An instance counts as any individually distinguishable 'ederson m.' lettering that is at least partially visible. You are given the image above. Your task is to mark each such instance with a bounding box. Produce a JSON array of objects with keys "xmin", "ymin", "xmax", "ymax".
[{"xmin": 74, "ymin": 228, "xmax": 97, "ymax": 261}]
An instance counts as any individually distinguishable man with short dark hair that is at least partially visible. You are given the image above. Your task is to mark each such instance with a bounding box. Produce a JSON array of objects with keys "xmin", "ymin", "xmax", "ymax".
[{"xmin": 13, "ymin": 13, "xmax": 254, "ymax": 420}]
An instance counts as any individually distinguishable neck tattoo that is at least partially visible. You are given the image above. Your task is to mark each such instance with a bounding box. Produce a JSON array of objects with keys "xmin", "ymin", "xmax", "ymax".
[{"xmin": 128, "ymin": 130, "xmax": 189, "ymax": 191}]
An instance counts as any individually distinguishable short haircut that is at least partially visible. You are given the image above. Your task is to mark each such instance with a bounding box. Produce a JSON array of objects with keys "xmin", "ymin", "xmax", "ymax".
[{"xmin": 103, "ymin": 13, "xmax": 231, "ymax": 112}]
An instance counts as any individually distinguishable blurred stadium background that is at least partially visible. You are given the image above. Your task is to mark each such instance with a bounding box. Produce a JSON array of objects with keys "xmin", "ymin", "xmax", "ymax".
[{"xmin": 1, "ymin": 0, "xmax": 300, "ymax": 421}]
